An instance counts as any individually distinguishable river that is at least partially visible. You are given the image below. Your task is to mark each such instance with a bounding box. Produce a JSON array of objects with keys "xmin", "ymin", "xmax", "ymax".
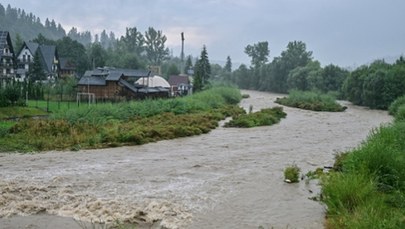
[{"xmin": 0, "ymin": 90, "xmax": 392, "ymax": 229}]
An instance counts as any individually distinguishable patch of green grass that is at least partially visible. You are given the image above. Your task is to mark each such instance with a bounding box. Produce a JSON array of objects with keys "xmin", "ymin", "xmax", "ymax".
[
  {"xmin": 321, "ymin": 121, "xmax": 405, "ymax": 228},
  {"xmin": 275, "ymin": 90, "xmax": 347, "ymax": 112},
  {"xmin": 224, "ymin": 107, "xmax": 286, "ymax": 128},
  {"xmin": 0, "ymin": 106, "xmax": 48, "ymax": 119},
  {"xmin": 0, "ymin": 87, "xmax": 243, "ymax": 152},
  {"xmin": 27, "ymin": 100, "xmax": 75, "ymax": 113}
]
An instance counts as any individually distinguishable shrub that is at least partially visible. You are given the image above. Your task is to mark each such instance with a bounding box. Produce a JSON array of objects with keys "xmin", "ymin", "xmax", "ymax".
[
  {"xmin": 275, "ymin": 90, "xmax": 346, "ymax": 112},
  {"xmin": 224, "ymin": 107, "xmax": 286, "ymax": 128},
  {"xmin": 284, "ymin": 164, "xmax": 301, "ymax": 183},
  {"xmin": 388, "ymin": 95, "xmax": 405, "ymax": 116},
  {"xmin": 394, "ymin": 104, "xmax": 405, "ymax": 122}
]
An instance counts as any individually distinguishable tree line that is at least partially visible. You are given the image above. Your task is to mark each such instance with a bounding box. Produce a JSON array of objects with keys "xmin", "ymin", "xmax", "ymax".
[{"xmin": 215, "ymin": 40, "xmax": 405, "ymax": 110}]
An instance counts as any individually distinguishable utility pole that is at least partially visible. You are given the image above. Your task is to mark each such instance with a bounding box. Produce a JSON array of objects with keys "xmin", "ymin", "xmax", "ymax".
[{"xmin": 181, "ymin": 32, "xmax": 185, "ymax": 74}]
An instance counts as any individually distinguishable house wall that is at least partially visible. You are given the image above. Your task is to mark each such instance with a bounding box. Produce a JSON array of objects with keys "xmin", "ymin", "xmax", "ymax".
[
  {"xmin": 77, "ymin": 81, "xmax": 122, "ymax": 100},
  {"xmin": 0, "ymin": 46, "xmax": 15, "ymax": 79},
  {"xmin": 17, "ymin": 47, "xmax": 33, "ymax": 70}
]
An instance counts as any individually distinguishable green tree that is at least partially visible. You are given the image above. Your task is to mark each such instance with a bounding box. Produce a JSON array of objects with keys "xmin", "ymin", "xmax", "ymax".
[
  {"xmin": 270, "ymin": 41, "xmax": 313, "ymax": 93},
  {"xmin": 29, "ymin": 51, "xmax": 46, "ymax": 82},
  {"xmin": 88, "ymin": 43, "xmax": 107, "ymax": 68},
  {"xmin": 144, "ymin": 27, "xmax": 169, "ymax": 65},
  {"xmin": 56, "ymin": 36, "xmax": 89, "ymax": 75},
  {"xmin": 33, "ymin": 33, "xmax": 56, "ymax": 45},
  {"xmin": 224, "ymin": 56, "xmax": 232, "ymax": 73},
  {"xmin": 244, "ymin": 41, "xmax": 269, "ymax": 68},
  {"xmin": 166, "ymin": 63, "xmax": 180, "ymax": 76},
  {"xmin": 13, "ymin": 33, "xmax": 23, "ymax": 51},
  {"xmin": 121, "ymin": 27, "xmax": 144, "ymax": 55},
  {"xmin": 287, "ymin": 61, "xmax": 322, "ymax": 91},
  {"xmin": 184, "ymin": 55, "xmax": 193, "ymax": 74},
  {"xmin": 320, "ymin": 64, "xmax": 349, "ymax": 92},
  {"xmin": 233, "ymin": 64, "xmax": 250, "ymax": 88},
  {"xmin": 193, "ymin": 45, "xmax": 211, "ymax": 91}
]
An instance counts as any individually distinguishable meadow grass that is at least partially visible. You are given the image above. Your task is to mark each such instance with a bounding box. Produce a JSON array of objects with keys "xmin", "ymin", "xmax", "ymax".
[
  {"xmin": 0, "ymin": 106, "xmax": 48, "ymax": 119},
  {"xmin": 321, "ymin": 121, "xmax": 405, "ymax": 228},
  {"xmin": 275, "ymin": 90, "xmax": 346, "ymax": 112},
  {"xmin": 0, "ymin": 87, "xmax": 243, "ymax": 152}
]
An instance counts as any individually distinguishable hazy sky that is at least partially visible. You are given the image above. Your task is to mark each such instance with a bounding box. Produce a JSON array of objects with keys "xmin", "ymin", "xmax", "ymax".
[{"xmin": 2, "ymin": 0, "xmax": 405, "ymax": 68}]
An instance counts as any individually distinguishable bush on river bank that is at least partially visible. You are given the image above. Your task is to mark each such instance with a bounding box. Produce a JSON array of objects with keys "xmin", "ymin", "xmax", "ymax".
[
  {"xmin": 321, "ymin": 121, "xmax": 405, "ymax": 228},
  {"xmin": 275, "ymin": 90, "xmax": 346, "ymax": 112},
  {"xmin": 0, "ymin": 87, "xmax": 244, "ymax": 152}
]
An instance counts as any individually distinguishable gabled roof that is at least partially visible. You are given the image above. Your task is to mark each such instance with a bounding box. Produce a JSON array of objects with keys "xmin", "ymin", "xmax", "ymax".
[
  {"xmin": 38, "ymin": 45, "xmax": 57, "ymax": 73},
  {"xmin": 0, "ymin": 31, "xmax": 14, "ymax": 57},
  {"xmin": 168, "ymin": 75, "xmax": 190, "ymax": 86},
  {"xmin": 25, "ymin": 41, "xmax": 39, "ymax": 55}
]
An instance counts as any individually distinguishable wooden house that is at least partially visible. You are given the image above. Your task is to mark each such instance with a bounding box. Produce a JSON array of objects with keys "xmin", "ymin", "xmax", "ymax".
[
  {"xmin": 77, "ymin": 68, "xmax": 170, "ymax": 101},
  {"xmin": 168, "ymin": 75, "xmax": 192, "ymax": 96}
]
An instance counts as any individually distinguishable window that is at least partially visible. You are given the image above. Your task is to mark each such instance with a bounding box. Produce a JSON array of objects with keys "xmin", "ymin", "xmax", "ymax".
[{"xmin": 23, "ymin": 55, "xmax": 26, "ymax": 62}]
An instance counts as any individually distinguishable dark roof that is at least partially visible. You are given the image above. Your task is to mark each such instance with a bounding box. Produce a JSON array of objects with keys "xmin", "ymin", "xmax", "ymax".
[
  {"xmin": 119, "ymin": 79, "xmax": 138, "ymax": 93},
  {"xmin": 38, "ymin": 45, "xmax": 57, "ymax": 73},
  {"xmin": 106, "ymin": 70, "xmax": 123, "ymax": 81},
  {"xmin": 168, "ymin": 75, "xmax": 190, "ymax": 86},
  {"xmin": 78, "ymin": 68, "xmax": 151, "ymax": 87},
  {"xmin": 78, "ymin": 75, "xmax": 106, "ymax": 86},
  {"xmin": 119, "ymin": 69, "xmax": 151, "ymax": 78},
  {"xmin": 25, "ymin": 41, "xmax": 39, "ymax": 55},
  {"xmin": 59, "ymin": 57, "xmax": 76, "ymax": 70},
  {"xmin": 0, "ymin": 31, "xmax": 14, "ymax": 58}
]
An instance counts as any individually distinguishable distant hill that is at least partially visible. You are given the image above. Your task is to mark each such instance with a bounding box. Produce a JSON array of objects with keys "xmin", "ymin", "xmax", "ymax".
[
  {"xmin": 0, "ymin": 3, "xmax": 66, "ymax": 44},
  {"xmin": 0, "ymin": 3, "xmax": 95, "ymax": 49}
]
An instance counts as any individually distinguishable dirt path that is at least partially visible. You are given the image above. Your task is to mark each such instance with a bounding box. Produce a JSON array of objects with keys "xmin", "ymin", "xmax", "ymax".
[{"xmin": 0, "ymin": 90, "xmax": 392, "ymax": 229}]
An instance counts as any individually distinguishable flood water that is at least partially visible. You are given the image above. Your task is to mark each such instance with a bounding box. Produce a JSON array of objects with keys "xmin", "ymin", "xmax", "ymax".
[{"xmin": 0, "ymin": 90, "xmax": 392, "ymax": 229}]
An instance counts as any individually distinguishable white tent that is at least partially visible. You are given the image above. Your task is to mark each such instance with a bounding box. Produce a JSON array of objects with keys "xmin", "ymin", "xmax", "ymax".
[{"xmin": 135, "ymin": 75, "xmax": 170, "ymax": 88}]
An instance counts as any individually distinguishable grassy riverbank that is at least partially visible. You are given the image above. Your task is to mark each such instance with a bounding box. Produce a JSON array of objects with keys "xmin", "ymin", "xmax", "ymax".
[
  {"xmin": 0, "ymin": 87, "xmax": 243, "ymax": 152},
  {"xmin": 321, "ymin": 97, "xmax": 405, "ymax": 228},
  {"xmin": 275, "ymin": 90, "xmax": 346, "ymax": 112}
]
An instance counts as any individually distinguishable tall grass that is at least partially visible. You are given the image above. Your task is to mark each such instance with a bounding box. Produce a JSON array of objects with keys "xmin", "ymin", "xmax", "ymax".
[
  {"xmin": 275, "ymin": 90, "xmax": 346, "ymax": 112},
  {"xmin": 321, "ymin": 121, "xmax": 405, "ymax": 228},
  {"xmin": 51, "ymin": 86, "xmax": 242, "ymax": 125},
  {"xmin": 0, "ymin": 87, "xmax": 243, "ymax": 152}
]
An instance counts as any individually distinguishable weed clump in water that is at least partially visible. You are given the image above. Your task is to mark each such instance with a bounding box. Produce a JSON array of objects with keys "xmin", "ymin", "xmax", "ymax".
[{"xmin": 284, "ymin": 164, "xmax": 301, "ymax": 183}]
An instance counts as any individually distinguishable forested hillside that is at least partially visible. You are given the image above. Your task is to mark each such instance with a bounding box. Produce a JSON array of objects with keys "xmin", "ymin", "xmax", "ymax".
[
  {"xmin": 0, "ymin": 3, "xmax": 110, "ymax": 48},
  {"xmin": 0, "ymin": 3, "xmax": 66, "ymax": 43}
]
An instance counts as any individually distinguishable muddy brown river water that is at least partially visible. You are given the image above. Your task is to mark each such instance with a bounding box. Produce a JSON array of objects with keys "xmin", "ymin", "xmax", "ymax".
[{"xmin": 0, "ymin": 90, "xmax": 392, "ymax": 229}]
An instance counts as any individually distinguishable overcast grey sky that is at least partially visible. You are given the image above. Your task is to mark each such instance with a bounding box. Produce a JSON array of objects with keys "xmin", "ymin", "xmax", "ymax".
[{"xmin": 2, "ymin": 0, "xmax": 405, "ymax": 68}]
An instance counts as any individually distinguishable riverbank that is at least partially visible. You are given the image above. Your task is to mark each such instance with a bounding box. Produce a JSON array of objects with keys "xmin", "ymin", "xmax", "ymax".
[{"xmin": 0, "ymin": 90, "xmax": 392, "ymax": 228}]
